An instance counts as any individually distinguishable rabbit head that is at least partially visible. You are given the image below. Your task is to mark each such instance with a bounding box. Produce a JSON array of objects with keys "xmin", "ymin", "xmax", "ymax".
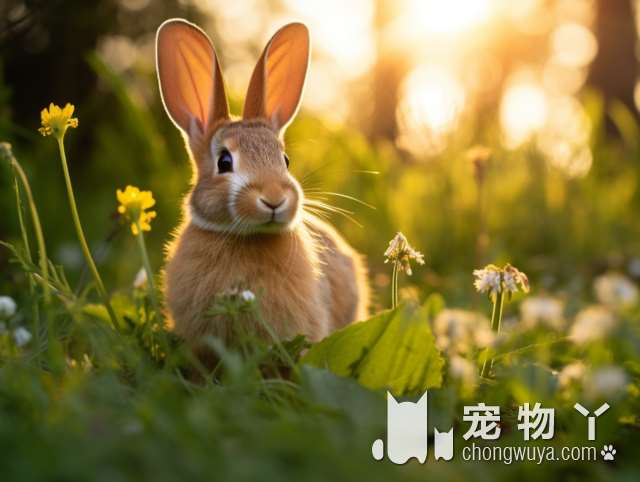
[{"xmin": 156, "ymin": 19, "xmax": 310, "ymax": 234}]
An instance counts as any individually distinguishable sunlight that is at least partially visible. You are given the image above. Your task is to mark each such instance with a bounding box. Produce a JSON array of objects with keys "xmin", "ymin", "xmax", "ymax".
[
  {"xmin": 408, "ymin": 0, "xmax": 493, "ymax": 34},
  {"xmin": 538, "ymin": 96, "xmax": 592, "ymax": 178},
  {"xmin": 282, "ymin": 0, "xmax": 374, "ymax": 74},
  {"xmin": 397, "ymin": 65, "xmax": 465, "ymax": 156},
  {"xmin": 551, "ymin": 22, "xmax": 598, "ymax": 68},
  {"xmin": 500, "ymin": 76, "xmax": 548, "ymax": 148},
  {"xmin": 281, "ymin": 0, "xmax": 375, "ymax": 121}
]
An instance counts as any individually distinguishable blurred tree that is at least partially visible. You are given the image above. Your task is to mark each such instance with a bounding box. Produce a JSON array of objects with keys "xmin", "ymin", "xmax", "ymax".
[
  {"xmin": 0, "ymin": 0, "xmax": 118, "ymax": 130},
  {"xmin": 589, "ymin": 0, "xmax": 637, "ymax": 116},
  {"xmin": 0, "ymin": 0, "xmax": 201, "ymax": 138},
  {"xmin": 366, "ymin": 0, "xmax": 409, "ymax": 143}
]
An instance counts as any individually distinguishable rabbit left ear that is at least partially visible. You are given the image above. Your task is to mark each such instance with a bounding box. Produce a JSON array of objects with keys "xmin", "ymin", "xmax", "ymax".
[
  {"xmin": 156, "ymin": 19, "xmax": 230, "ymax": 137},
  {"xmin": 242, "ymin": 23, "xmax": 310, "ymax": 136}
]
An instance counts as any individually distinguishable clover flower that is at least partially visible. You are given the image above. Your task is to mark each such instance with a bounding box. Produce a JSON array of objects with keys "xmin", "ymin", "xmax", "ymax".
[
  {"xmin": 520, "ymin": 295, "xmax": 565, "ymax": 329},
  {"xmin": 13, "ymin": 327, "xmax": 32, "ymax": 347},
  {"xmin": 593, "ymin": 272, "xmax": 638, "ymax": 309},
  {"xmin": 384, "ymin": 232, "xmax": 425, "ymax": 276},
  {"xmin": 449, "ymin": 355, "xmax": 478, "ymax": 385},
  {"xmin": 38, "ymin": 103, "xmax": 78, "ymax": 138},
  {"xmin": 557, "ymin": 361, "xmax": 586, "ymax": 388},
  {"xmin": 473, "ymin": 265, "xmax": 502, "ymax": 298},
  {"xmin": 474, "ymin": 263, "xmax": 529, "ymax": 300},
  {"xmin": 569, "ymin": 305, "xmax": 616, "ymax": 345},
  {"xmin": 433, "ymin": 309, "xmax": 493, "ymax": 355},
  {"xmin": 133, "ymin": 268, "xmax": 148, "ymax": 289},
  {"xmin": 240, "ymin": 290, "xmax": 256, "ymax": 302},
  {"xmin": 117, "ymin": 185, "xmax": 157, "ymax": 235},
  {"xmin": 208, "ymin": 287, "xmax": 258, "ymax": 318},
  {"xmin": 476, "ymin": 263, "xmax": 529, "ymax": 378},
  {"xmin": 0, "ymin": 296, "xmax": 17, "ymax": 318},
  {"xmin": 586, "ymin": 366, "xmax": 628, "ymax": 399}
]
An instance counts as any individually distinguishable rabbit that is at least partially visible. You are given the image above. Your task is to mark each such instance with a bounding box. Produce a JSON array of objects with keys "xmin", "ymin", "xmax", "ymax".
[{"xmin": 155, "ymin": 19, "xmax": 369, "ymax": 348}]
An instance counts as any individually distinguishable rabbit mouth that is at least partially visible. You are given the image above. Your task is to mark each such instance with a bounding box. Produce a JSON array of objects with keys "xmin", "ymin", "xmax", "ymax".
[
  {"xmin": 246, "ymin": 211, "xmax": 301, "ymax": 233},
  {"xmin": 252, "ymin": 220, "xmax": 291, "ymax": 234}
]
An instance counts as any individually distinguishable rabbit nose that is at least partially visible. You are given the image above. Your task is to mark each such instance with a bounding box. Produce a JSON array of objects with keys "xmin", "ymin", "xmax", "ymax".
[{"xmin": 259, "ymin": 197, "xmax": 285, "ymax": 210}]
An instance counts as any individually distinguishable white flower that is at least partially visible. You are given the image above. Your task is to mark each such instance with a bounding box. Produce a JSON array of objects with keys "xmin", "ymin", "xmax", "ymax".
[
  {"xmin": 473, "ymin": 263, "xmax": 529, "ymax": 298},
  {"xmin": 473, "ymin": 267, "xmax": 502, "ymax": 297},
  {"xmin": 433, "ymin": 309, "xmax": 493, "ymax": 354},
  {"xmin": 569, "ymin": 305, "xmax": 616, "ymax": 345},
  {"xmin": 520, "ymin": 296, "xmax": 565, "ymax": 329},
  {"xmin": 133, "ymin": 268, "xmax": 147, "ymax": 289},
  {"xmin": 13, "ymin": 327, "xmax": 32, "ymax": 347},
  {"xmin": 586, "ymin": 366, "xmax": 628, "ymax": 399},
  {"xmin": 502, "ymin": 264, "xmax": 530, "ymax": 294},
  {"xmin": 557, "ymin": 361, "xmax": 586, "ymax": 388},
  {"xmin": 0, "ymin": 296, "xmax": 17, "ymax": 318},
  {"xmin": 384, "ymin": 232, "xmax": 425, "ymax": 276},
  {"xmin": 240, "ymin": 290, "xmax": 256, "ymax": 302},
  {"xmin": 594, "ymin": 272, "xmax": 638, "ymax": 308},
  {"xmin": 449, "ymin": 355, "xmax": 477, "ymax": 384},
  {"xmin": 502, "ymin": 272, "xmax": 518, "ymax": 292}
]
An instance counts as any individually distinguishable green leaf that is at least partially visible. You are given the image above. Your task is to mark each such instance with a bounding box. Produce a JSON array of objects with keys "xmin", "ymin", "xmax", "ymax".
[{"xmin": 301, "ymin": 296, "xmax": 445, "ymax": 396}]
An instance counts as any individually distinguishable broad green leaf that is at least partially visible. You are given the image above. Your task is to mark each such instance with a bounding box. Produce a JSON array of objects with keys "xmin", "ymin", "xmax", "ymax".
[{"xmin": 301, "ymin": 296, "xmax": 445, "ymax": 396}]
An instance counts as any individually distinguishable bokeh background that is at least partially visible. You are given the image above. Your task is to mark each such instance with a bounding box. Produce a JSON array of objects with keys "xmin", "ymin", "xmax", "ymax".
[
  {"xmin": 1, "ymin": 0, "xmax": 640, "ymax": 310},
  {"xmin": 2, "ymin": 3, "xmax": 640, "ymax": 481}
]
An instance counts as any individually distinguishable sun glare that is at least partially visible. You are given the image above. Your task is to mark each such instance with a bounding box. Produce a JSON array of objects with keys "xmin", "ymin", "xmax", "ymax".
[
  {"xmin": 409, "ymin": 0, "xmax": 493, "ymax": 34},
  {"xmin": 500, "ymin": 77, "xmax": 548, "ymax": 148},
  {"xmin": 397, "ymin": 65, "xmax": 465, "ymax": 156}
]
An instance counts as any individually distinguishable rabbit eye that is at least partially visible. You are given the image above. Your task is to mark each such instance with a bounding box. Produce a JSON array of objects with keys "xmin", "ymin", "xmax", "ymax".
[
  {"xmin": 283, "ymin": 153, "xmax": 290, "ymax": 169},
  {"xmin": 217, "ymin": 149, "xmax": 233, "ymax": 174}
]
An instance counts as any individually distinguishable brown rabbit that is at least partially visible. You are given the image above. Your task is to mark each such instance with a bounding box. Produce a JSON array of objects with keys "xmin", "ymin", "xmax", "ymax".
[{"xmin": 156, "ymin": 19, "xmax": 369, "ymax": 347}]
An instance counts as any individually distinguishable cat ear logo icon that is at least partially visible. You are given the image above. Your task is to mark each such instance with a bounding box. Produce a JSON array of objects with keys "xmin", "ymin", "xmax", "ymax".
[
  {"xmin": 434, "ymin": 428, "xmax": 454, "ymax": 460},
  {"xmin": 372, "ymin": 391, "xmax": 454, "ymax": 464}
]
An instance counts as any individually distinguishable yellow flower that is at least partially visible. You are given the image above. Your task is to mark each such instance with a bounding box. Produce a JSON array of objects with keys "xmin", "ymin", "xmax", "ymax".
[
  {"xmin": 117, "ymin": 185, "xmax": 157, "ymax": 235},
  {"xmin": 38, "ymin": 103, "xmax": 79, "ymax": 138}
]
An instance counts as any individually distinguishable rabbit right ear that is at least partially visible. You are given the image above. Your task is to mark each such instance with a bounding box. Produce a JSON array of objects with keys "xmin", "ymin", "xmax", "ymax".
[{"xmin": 156, "ymin": 19, "xmax": 229, "ymax": 138}]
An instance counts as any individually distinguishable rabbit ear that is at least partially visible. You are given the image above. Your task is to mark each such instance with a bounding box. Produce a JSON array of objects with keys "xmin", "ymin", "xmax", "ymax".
[
  {"xmin": 156, "ymin": 19, "xmax": 229, "ymax": 137},
  {"xmin": 243, "ymin": 23, "xmax": 310, "ymax": 135}
]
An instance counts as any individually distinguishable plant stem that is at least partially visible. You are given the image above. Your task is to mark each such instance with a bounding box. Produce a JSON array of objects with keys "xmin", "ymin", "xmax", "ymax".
[
  {"xmin": 391, "ymin": 261, "xmax": 399, "ymax": 309},
  {"xmin": 13, "ymin": 175, "xmax": 41, "ymax": 347},
  {"xmin": 134, "ymin": 223, "xmax": 160, "ymax": 314},
  {"xmin": 10, "ymin": 156, "xmax": 51, "ymax": 304},
  {"xmin": 480, "ymin": 290, "xmax": 504, "ymax": 378},
  {"xmin": 56, "ymin": 137, "xmax": 118, "ymax": 329}
]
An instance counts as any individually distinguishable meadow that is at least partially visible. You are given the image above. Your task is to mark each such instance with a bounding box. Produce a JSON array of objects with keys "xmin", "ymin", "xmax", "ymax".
[{"xmin": 1, "ymin": 4, "xmax": 640, "ymax": 480}]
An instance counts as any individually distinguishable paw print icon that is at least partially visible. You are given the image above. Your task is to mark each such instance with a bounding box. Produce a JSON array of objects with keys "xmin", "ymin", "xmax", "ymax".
[{"xmin": 601, "ymin": 444, "xmax": 616, "ymax": 461}]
